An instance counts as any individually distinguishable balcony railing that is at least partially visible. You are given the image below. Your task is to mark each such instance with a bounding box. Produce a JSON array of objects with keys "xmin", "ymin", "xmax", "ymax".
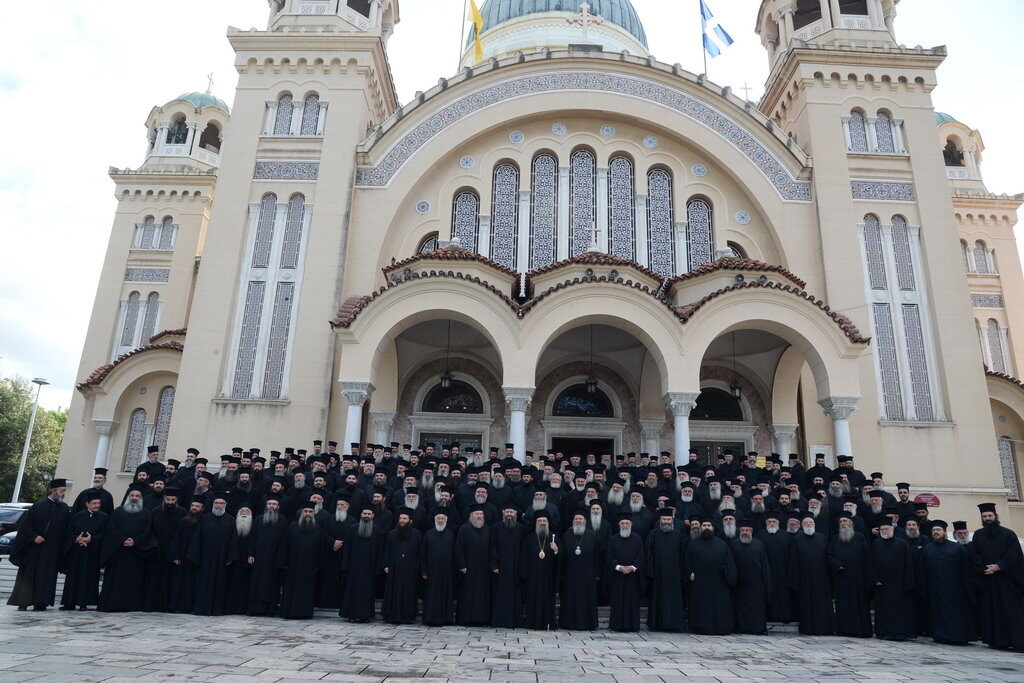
[
  {"xmin": 946, "ymin": 167, "xmax": 970, "ymax": 180},
  {"xmin": 793, "ymin": 18, "xmax": 825, "ymax": 42}
]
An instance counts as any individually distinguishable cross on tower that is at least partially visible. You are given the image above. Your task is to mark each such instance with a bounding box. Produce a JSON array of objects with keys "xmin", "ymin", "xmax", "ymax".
[
  {"xmin": 566, "ymin": 2, "xmax": 604, "ymax": 45},
  {"xmin": 740, "ymin": 82, "xmax": 753, "ymax": 101},
  {"xmin": 206, "ymin": 73, "xmax": 215, "ymax": 95}
]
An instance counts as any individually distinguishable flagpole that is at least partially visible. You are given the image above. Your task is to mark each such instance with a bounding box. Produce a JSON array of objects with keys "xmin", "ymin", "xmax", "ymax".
[
  {"xmin": 458, "ymin": 0, "xmax": 468, "ymax": 72},
  {"xmin": 700, "ymin": 0, "xmax": 708, "ymax": 78}
]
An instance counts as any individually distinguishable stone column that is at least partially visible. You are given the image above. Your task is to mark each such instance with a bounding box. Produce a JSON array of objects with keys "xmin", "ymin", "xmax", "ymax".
[
  {"xmin": 369, "ymin": 0, "xmax": 381, "ymax": 27},
  {"xmin": 664, "ymin": 392, "xmax": 699, "ymax": 467},
  {"xmin": 341, "ymin": 382, "xmax": 375, "ymax": 452},
  {"xmin": 639, "ymin": 419, "xmax": 663, "ymax": 456},
  {"xmin": 769, "ymin": 424, "xmax": 799, "ymax": 456},
  {"xmin": 557, "ymin": 166, "xmax": 570, "ymax": 260},
  {"xmin": 829, "ymin": 0, "xmax": 842, "ymax": 26},
  {"xmin": 596, "ymin": 167, "xmax": 609, "ymax": 251},
  {"xmin": 92, "ymin": 420, "xmax": 116, "ymax": 470},
  {"xmin": 819, "ymin": 396, "xmax": 858, "ymax": 458},
  {"xmin": 517, "ymin": 189, "xmax": 531, "ymax": 271},
  {"xmin": 818, "ymin": 0, "xmax": 833, "ymax": 29},
  {"xmin": 370, "ymin": 411, "xmax": 395, "ymax": 446},
  {"xmin": 634, "ymin": 195, "xmax": 649, "ymax": 267},
  {"xmin": 866, "ymin": 0, "xmax": 882, "ymax": 28},
  {"xmin": 503, "ymin": 387, "xmax": 534, "ymax": 461}
]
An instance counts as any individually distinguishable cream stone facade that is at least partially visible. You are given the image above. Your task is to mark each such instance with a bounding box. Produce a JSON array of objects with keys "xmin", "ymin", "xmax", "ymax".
[{"xmin": 58, "ymin": 0, "xmax": 1024, "ymax": 527}]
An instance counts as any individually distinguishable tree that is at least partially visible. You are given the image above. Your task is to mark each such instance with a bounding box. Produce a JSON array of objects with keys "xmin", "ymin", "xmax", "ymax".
[{"xmin": 0, "ymin": 377, "xmax": 66, "ymax": 503}]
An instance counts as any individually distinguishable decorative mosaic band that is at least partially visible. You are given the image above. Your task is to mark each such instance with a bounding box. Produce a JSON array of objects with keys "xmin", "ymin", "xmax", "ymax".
[
  {"xmin": 851, "ymin": 180, "xmax": 916, "ymax": 202},
  {"xmin": 124, "ymin": 268, "xmax": 170, "ymax": 283},
  {"xmin": 355, "ymin": 71, "xmax": 813, "ymax": 202},
  {"xmin": 971, "ymin": 293, "xmax": 1004, "ymax": 308},
  {"xmin": 254, "ymin": 160, "xmax": 320, "ymax": 182}
]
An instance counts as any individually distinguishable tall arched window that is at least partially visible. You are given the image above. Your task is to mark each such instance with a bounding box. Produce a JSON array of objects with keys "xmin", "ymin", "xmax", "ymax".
[
  {"xmin": 552, "ymin": 384, "xmax": 614, "ymax": 417},
  {"xmin": 198, "ymin": 123, "xmax": 221, "ymax": 152},
  {"xmin": 862, "ymin": 214, "xmax": 887, "ymax": 290},
  {"xmin": 961, "ymin": 240, "xmax": 971, "ymax": 272},
  {"xmin": 988, "ymin": 319, "xmax": 1006, "ymax": 373},
  {"xmin": 685, "ymin": 198, "xmax": 714, "ymax": 270},
  {"xmin": 890, "ymin": 215, "xmax": 915, "ymax": 290},
  {"xmin": 569, "ymin": 149, "xmax": 596, "ymax": 257},
  {"xmin": 252, "ymin": 194, "xmax": 278, "ymax": 268},
  {"xmin": 451, "ymin": 191, "xmax": 480, "ymax": 253},
  {"xmin": 139, "ymin": 216, "xmax": 157, "ymax": 250},
  {"xmin": 279, "ymin": 194, "xmax": 305, "ymax": 269},
  {"xmin": 872, "ymin": 303, "xmax": 905, "ymax": 420},
  {"xmin": 274, "ymin": 94, "xmax": 294, "ymax": 136},
  {"xmin": 262, "ymin": 281, "xmax": 295, "ymax": 400},
  {"xmin": 123, "ymin": 408, "xmax": 148, "ymax": 472},
  {"xmin": 530, "ymin": 153, "xmax": 558, "ymax": 269},
  {"xmin": 158, "ymin": 217, "xmax": 176, "ymax": 250},
  {"xmin": 140, "ymin": 292, "xmax": 160, "ymax": 344},
  {"xmin": 607, "ymin": 156, "xmax": 635, "ymax": 260},
  {"xmin": 944, "ymin": 139, "xmax": 964, "ymax": 167},
  {"xmin": 647, "ymin": 168, "xmax": 675, "ymax": 276},
  {"xmin": 875, "ymin": 112, "xmax": 895, "ymax": 153},
  {"xmin": 120, "ymin": 292, "xmax": 142, "ymax": 347},
  {"xmin": 418, "ymin": 234, "xmax": 439, "ymax": 254},
  {"xmin": 974, "ymin": 240, "xmax": 991, "ymax": 274},
  {"xmin": 490, "ymin": 163, "xmax": 519, "ymax": 269},
  {"xmin": 423, "ymin": 380, "xmax": 484, "ymax": 413},
  {"xmin": 153, "ymin": 386, "xmax": 175, "ymax": 455},
  {"xmin": 690, "ymin": 388, "xmax": 743, "ymax": 421},
  {"xmin": 232, "ymin": 281, "xmax": 267, "ymax": 399},
  {"xmin": 166, "ymin": 117, "xmax": 188, "ymax": 145},
  {"xmin": 848, "ymin": 111, "xmax": 868, "ymax": 152},
  {"xmin": 300, "ymin": 94, "xmax": 320, "ymax": 135}
]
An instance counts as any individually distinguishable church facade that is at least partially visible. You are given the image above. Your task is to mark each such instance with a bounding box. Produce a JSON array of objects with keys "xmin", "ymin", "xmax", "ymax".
[{"xmin": 57, "ymin": 0, "xmax": 1024, "ymax": 526}]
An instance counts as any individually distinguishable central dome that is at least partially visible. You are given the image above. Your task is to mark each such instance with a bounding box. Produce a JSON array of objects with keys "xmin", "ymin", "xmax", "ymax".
[{"xmin": 478, "ymin": 0, "xmax": 648, "ymax": 47}]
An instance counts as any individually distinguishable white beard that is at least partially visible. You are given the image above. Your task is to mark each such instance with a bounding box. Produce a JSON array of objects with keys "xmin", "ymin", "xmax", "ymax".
[
  {"xmin": 680, "ymin": 493, "xmax": 693, "ymax": 502},
  {"xmin": 590, "ymin": 514, "xmax": 602, "ymax": 529},
  {"xmin": 313, "ymin": 503, "xmax": 323, "ymax": 515},
  {"xmin": 336, "ymin": 509, "xmax": 348, "ymax": 523},
  {"xmin": 809, "ymin": 507, "xmax": 820, "ymax": 518},
  {"xmin": 740, "ymin": 533, "xmax": 752, "ymax": 544},
  {"xmin": 212, "ymin": 507, "xmax": 226, "ymax": 517},
  {"xmin": 880, "ymin": 529, "xmax": 894, "ymax": 540},
  {"xmin": 584, "ymin": 496, "xmax": 596, "ymax": 506},
  {"xmin": 956, "ymin": 537, "xmax": 969, "ymax": 546},
  {"xmin": 863, "ymin": 493, "xmax": 872, "ymax": 505},
  {"xmin": 719, "ymin": 503, "xmax": 735, "ymax": 514},
  {"xmin": 123, "ymin": 500, "xmax": 143, "ymax": 514},
  {"xmin": 434, "ymin": 522, "xmax": 447, "ymax": 533},
  {"xmin": 802, "ymin": 526, "xmax": 815, "ymax": 536},
  {"xmin": 236, "ymin": 515, "xmax": 252, "ymax": 537},
  {"xmin": 421, "ymin": 474, "xmax": 434, "ymax": 488},
  {"xmin": 472, "ymin": 455, "xmax": 484, "ymax": 467},
  {"xmin": 93, "ymin": 482, "xmax": 103, "ymax": 489},
  {"xmin": 709, "ymin": 488, "xmax": 721, "ymax": 501},
  {"xmin": 492, "ymin": 479, "xmax": 504, "ymax": 490},
  {"xmin": 619, "ymin": 529, "xmax": 630, "ymax": 539},
  {"xmin": 829, "ymin": 488, "xmax": 843, "ymax": 499},
  {"xmin": 357, "ymin": 519, "xmax": 373, "ymax": 538},
  {"xmin": 406, "ymin": 498, "xmax": 418, "ymax": 510},
  {"xmin": 621, "ymin": 479, "xmax": 630, "ymax": 494},
  {"xmin": 789, "ymin": 489, "xmax": 800, "ymax": 501},
  {"xmin": 722, "ymin": 524, "xmax": 736, "ymax": 539},
  {"xmin": 629, "ymin": 500, "xmax": 643, "ymax": 513},
  {"xmin": 871, "ymin": 504, "xmax": 883, "ymax": 515},
  {"xmin": 434, "ymin": 491, "xmax": 443, "ymax": 504},
  {"xmin": 838, "ymin": 526, "xmax": 855, "ymax": 543},
  {"xmin": 475, "ymin": 495, "xmax": 487, "ymax": 505},
  {"xmin": 470, "ymin": 517, "xmax": 484, "ymax": 529},
  {"xmin": 751, "ymin": 501, "xmax": 766, "ymax": 514},
  {"xmin": 292, "ymin": 481, "xmax": 305, "ymax": 490},
  {"xmin": 263, "ymin": 509, "xmax": 280, "ymax": 525},
  {"xmin": 572, "ymin": 522, "xmax": 586, "ymax": 536},
  {"xmin": 607, "ymin": 490, "xmax": 624, "ymax": 506},
  {"xmin": 532, "ymin": 499, "xmax": 546, "ymax": 511},
  {"xmin": 846, "ymin": 508, "xmax": 857, "ymax": 518},
  {"xmin": 766, "ymin": 526, "xmax": 779, "ymax": 534},
  {"xmin": 660, "ymin": 522, "xmax": 674, "ymax": 533}
]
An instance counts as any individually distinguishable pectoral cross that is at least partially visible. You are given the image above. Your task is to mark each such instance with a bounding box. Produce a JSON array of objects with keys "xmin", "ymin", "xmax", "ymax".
[{"xmin": 566, "ymin": 2, "xmax": 604, "ymax": 44}]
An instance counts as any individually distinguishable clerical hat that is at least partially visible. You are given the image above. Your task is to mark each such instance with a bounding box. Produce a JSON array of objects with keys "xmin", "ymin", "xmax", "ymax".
[
  {"xmin": 953, "ymin": 520, "xmax": 968, "ymax": 531},
  {"xmin": 930, "ymin": 519, "xmax": 948, "ymax": 530},
  {"xmin": 977, "ymin": 502, "xmax": 997, "ymax": 513}
]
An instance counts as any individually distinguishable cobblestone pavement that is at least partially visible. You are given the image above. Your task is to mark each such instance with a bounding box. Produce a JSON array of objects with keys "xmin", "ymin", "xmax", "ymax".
[{"xmin": 0, "ymin": 610, "xmax": 1020, "ymax": 682}]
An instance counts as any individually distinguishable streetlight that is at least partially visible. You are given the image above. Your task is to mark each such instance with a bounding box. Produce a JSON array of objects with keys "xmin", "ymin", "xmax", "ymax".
[{"xmin": 12, "ymin": 378, "xmax": 49, "ymax": 503}]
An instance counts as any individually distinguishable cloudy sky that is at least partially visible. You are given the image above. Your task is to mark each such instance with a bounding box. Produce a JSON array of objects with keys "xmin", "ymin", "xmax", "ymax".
[{"xmin": 1, "ymin": 0, "xmax": 1021, "ymax": 410}]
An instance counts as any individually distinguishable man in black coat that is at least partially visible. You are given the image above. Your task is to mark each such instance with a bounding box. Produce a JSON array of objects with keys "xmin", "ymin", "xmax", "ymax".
[
  {"xmin": 730, "ymin": 518, "xmax": 770, "ymax": 635},
  {"xmin": 71, "ymin": 469, "xmax": 114, "ymax": 516},
  {"xmin": 247, "ymin": 495, "xmax": 289, "ymax": 616},
  {"xmin": 224, "ymin": 504, "xmax": 254, "ymax": 614},
  {"xmin": 686, "ymin": 519, "xmax": 737, "ymax": 635},
  {"xmin": 870, "ymin": 519, "xmax": 917, "ymax": 641},
  {"xmin": 339, "ymin": 505, "xmax": 384, "ymax": 622},
  {"xmin": 756, "ymin": 513, "xmax": 793, "ymax": 622},
  {"xmin": 787, "ymin": 513, "xmax": 836, "ymax": 635},
  {"xmin": 381, "ymin": 508, "xmax": 421, "ymax": 624},
  {"xmin": 921, "ymin": 520, "xmax": 977, "ymax": 645},
  {"xmin": 187, "ymin": 493, "xmax": 238, "ymax": 616},
  {"xmin": 606, "ymin": 518, "xmax": 645, "ymax": 632},
  {"xmin": 59, "ymin": 489, "xmax": 107, "ymax": 611},
  {"xmin": 830, "ymin": 512, "xmax": 872, "ymax": 638},
  {"xmin": 520, "ymin": 510, "xmax": 559, "ymax": 630},
  {"xmin": 143, "ymin": 486, "xmax": 186, "ymax": 612},
  {"xmin": 969, "ymin": 503, "xmax": 1024, "ymax": 651},
  {"xmin": 317, "ymin": 495, "xmax": 356, "ymax": 609},
  {"xmin": 7, "ymin": 479, "xmax": 70, "ymax": 611},
  {"xmin": 278, "ymin": 503, "xmax": 326, "ymax": 619},
  {"xmin": 420, "ymin": 509, "xmax": 457, "ymax": 626},
  {"xmin": 99, "ymin": 484, "xmax": 157, "ymax": 612},
  {"xmin": 490, "ymin": 503, "xmax": 526, "ymax": 628},
  {"xmin": 454, "ymin": 505, "xmax": 493, "ymax": 625},
  {"xmin": 560, "ymin": 509, "xmax": 599, "ymax": 631},
  {"xmin": 646, "ymin": 509, "xmax": 687, "ymax": 632},
  {"xmin": 166, "ymin": 497, "xmax": 203, "ymax": 614}
]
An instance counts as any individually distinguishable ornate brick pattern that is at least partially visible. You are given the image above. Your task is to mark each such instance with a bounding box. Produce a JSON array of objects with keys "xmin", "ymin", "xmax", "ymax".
[
  {"xmin": 124, "ymin": 268, "xmax": 170, "ymax": 283},
  {"xmin": 851, "ymin": 180, "xmax": 916, "ymax": 202},
  {"xmin": 254, "ymin": 161, "xmax": 319, "ymax": 181}
]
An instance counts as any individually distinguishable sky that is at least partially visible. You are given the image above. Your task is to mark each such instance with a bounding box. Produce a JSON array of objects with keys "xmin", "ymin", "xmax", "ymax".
[{"xmin": 0, "ymin": 0, "xmax": 1021, "ymax": 411}]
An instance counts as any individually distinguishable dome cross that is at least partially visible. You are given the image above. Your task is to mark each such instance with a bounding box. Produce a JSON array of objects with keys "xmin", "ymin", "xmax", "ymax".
[{"xmin": 567, "ymin": 3, "xmax": 605, "ymax": 45}]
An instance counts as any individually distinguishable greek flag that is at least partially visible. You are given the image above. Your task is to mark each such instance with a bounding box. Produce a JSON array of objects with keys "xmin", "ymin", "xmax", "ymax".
[{"xmin": 700, "ymin": 0, "xmax": 734, "ymax": 58}]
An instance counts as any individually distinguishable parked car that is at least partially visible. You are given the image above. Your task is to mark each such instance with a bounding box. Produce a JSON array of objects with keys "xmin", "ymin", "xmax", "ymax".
[
  {"xmin": 0, "ymin": 504, "xmax": 30, "ymax": 535},
  {"xmin": 0, "ymin": 531, "xmax": 14, "ymax": 556}
]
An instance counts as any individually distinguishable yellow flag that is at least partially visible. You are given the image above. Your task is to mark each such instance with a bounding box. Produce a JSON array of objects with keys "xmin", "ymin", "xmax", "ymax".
[{"xmin": 469, "ymin": 0, "xmax": 484, "ymax": 61}]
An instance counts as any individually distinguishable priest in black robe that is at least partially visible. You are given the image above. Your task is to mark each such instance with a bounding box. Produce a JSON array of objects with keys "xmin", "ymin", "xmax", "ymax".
[
  {"xmin": 143, "ymin": 488, "xmax": 186, "ymax": 612},
  {"xmin": 59, "ymin": 490, "xmax": 107, "ymax": 611},
  {"xmin": 420, "ymin": 508, "xmax": 457, "ymax": 626},
  {"xmin": 98, "ymin": 485, "xmax": 157, "ymax": 612},
  {"xmin": 454, "ymin": 505, "xmax": 493, "ymax": 625},
  {"xmin": 921, "ymin": 520, "xmax": 976, "ymax": 645},
  {"xmin": 7, "ymin": 479, "xmax": 70, "ymax": 611},
  {"xmin": 560, "ymin": 509, "xmax": 599, "ymax": 631},
  {"xmin": 606, "ymin": 517, "xmax": 645, "ymax": 632},
  {"xmin": 646, "ymin": 509, "xmax": 687, "ymax": 632},
  {"xmin": 490, "ymin": 503, "xmax": 526, "ymax": 628},
  {"xmin": 166, "ymin": 497, "xmax": 203, "ymax": 613},
  {"xmin": 757, "ymin": 513, "xmax": 793, "ymax": 622},
  {"xmin": 339, "ymin": 505, "xmax": 384, "ymax": 622},
  {"xmin": 187, "ymin": 493, "xmax": 238, "ymax": 616},
  {"xmin": 224, "ymin": 504, "xmax": 254, "ymax": 614},
  {"xmin": 830, "ymin": 512, "xmax": 872, "ymax": 637},
  {"xmin": 278, "ymin": 503, "xmax": 326, "ymax": 619},
  {"xmin": 686, "ymin": 519, "xmax": 737, "ymax": 635},
  {"xmin": 520, "ymin": 510, "xmax": 559, "ymax": 630},
  {"xmin": 71, "ymin": 469, "xmax": 114, "ymax": 516},
  {"xmin": 730, "ymin": 518, "xmax": 770, "ymax": 635},
  {"xmin": 382, "ymin": 508, "xmax": 421, "ymax": 624},
  {"xmin": 317, "ymin": 495, "xmax": 355, "ymax": 609},
  {"xmin": 870, "ymin": 519, "xmax": 917, "ymax": 641},
  {"xmin": 787, "ymin": 513, "xmax": 836, "ymax": 635},
  {"xmin": 248, "ymin": 495, "xmax": 289, "ymax": 616},
  {"xmin": 969, "ymin": 503, "xmax": 1024, "ymax": 650}
]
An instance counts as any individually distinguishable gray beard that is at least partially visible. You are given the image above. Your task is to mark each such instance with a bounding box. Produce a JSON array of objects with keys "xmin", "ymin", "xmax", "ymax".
[
  {"xmin": 314, "ymin": 503, "xmax": 323, "ymax": 515},
  {"xmin": 263, "ymin": 509, "xmax": 280, "ymax": 525},
  {"xmin": 871, "ymin": 504, "xmax": 883, "ymax": 515},
  {"xmin": 788, "ymin": 527, "xmax": 799, "ymax": 534},
  {"xmin": 406, "ymin": 498, "xmax": 418, "ymax": 510},
  {"xmin": 421, "ymin": 474, "xmax": 433, "ymax": 488},
  {"xmin": 503, "ymin": 517, "xmax": 517, "ymax": 530},
  {"xmin": 803, "ymin": 526, "xmax": 815, "ymax": 536},
  {"xmin": 573, "ymin": 522, "xmax": 586, "ymax": 536},
  {"xmin": 293, "ymin": 481, "xmax": 305, "ymax": 490},
  {"xmin": 863, "ymin": 493, "xmax": 872, "ymax": 505},
  {"xmin": 846, "ymin": 508, "xmax": 857, "ymax": 517},
  {"xmin": 470, "ymin": 517, "xmax": 484, "ymax": 529},
  {"xmin": 532, "ymin": 499, "xmax": 546, "ymax": 511},
  {"xmin": 335, "ymin": 509, "xmax": 348, "ymax": 523},
  {"xmin": 535, "ymin": 528, "xmax": 550, "ymax": 545},
  {"xmin": 299, "ymin": 516, "xmax": 315, "ymax": 532},
  {"xmin": 829, "ymin": 488, "xmax": 843, "ymax": 498},
  {"xmin": 93, "ymin": 482, "xmax": 104, "ymax": 489},
  {"xmin": 212, "ymin": 507, "xmax": 226, "ymax": 517},
  {"xmin": 621, "ymin": 479, "xmax": 630, "ymax": 494},
  {"xmin": 435, "ymin": 522, "xmax": 447, "ymax": 533},
  {"xmin": 123, "ymin": 500, "xmax": 143, "ymax": 514},
  {"xmin": 789, "ymin": 489, "xmax": 800, "ymax": 500},
  {"xmin": 629, "ymin": 500, "xmax": 643, "ymax": 513},
  {"xmin": 722, "ymin": 524, "xmax": 736, "ymax": 538},
  {"xmin": 474, "ymin": 495, "xmax": 486, "ymax": 505},
  {"xmin": 880, "ymin": 529, "xmax": 894, "ymax": 540},
  {"xmin": 740, "ymin": 534, "xmax": 752, "ymax": 544},
  {"xmin": 492, "ymin": 479, "xmax": 504, "ymax": 490},
  {"xmin": 709, "ymin": 488, "xmax": 721, "ymax": 501},
  {"xmin": 719, "ymin": 503, "xmax": 735, "ymax": 513},
  {"xmin": 590, "ymin": 514, "xmax": 602, "ymax": 529},
  {"xmin": 236, "ymin": 515, "xmax": 252, "ymax": 537},
  {"xmin": 607, "ymin": 490, "xmax": 624, "ymax": 506},
  {"xmin": 680, "ymin": 493, "xmax": 693, "ymax": 502},
  {"xmin": 838, "ymin": 526, "xmax": 855, "ymax": 543},
  {"xmin": 766, "ymin": 526, "xmax": 779, "ymax": 534},
  {"xmin": 751, "ymin": 502, "xmax": 766, "ymax": 514},
  {"xmin": 956, "ymin": 537, "xmax": 969, "ymax": 545},
  {"xmin": 434, "ymin": 491, "xmax": 443, "ymax": 504},
  {"xmin": 584, "ymin": 496, "xmax": 596, "ymax": 506},
  {"xmin": 841, "ymin": 482, "xmax": 852, "ymax": 495},
  {"xmin": 906, "ymin": 529, "xmax": 920, "ymax": 539},
  {"xmin": 660, "ymin": 522, "xmax": 674, "ymax": 533},
  {"xmin": 689, "ymin": 527, "xmax": 701, "ymax": 539},
  {"xmin": 619, "ymin": 529, "xmax": 630, "ymax": 539},
  {"xmin": 809, "ymin": 508, "xmax": 820, "ymax": 518},
  {"xmin": 357, "ymin": 520, "xmax": 373, "ymax": 538}
]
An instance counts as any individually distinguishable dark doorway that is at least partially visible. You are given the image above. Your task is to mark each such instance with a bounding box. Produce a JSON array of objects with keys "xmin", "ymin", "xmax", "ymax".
[
  {"xmin": 689, "ymin": 441, "xmax": 745, "ymax": 469},
  {"xmin": 551, "ymin": 438, "xmax": 615, "ymax": 458}
]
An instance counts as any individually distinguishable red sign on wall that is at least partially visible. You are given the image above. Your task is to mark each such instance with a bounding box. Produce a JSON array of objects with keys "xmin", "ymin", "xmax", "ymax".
[{"xmin": 914, "ymin": 493, "xmax": 941, "ymax": 507}]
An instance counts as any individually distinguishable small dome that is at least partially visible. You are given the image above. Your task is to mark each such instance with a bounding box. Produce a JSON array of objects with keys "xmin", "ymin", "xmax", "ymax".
[
  {"xmin": 935, "ymin": 112, "xmax": 958, "ymax": 126},
  {"xmin": 473, "ymin": 0, "xmax": 648, "ymax": 48},
  {"xmin": 176, "ymin": 91, "xmax": 231, "ymax": 114}
]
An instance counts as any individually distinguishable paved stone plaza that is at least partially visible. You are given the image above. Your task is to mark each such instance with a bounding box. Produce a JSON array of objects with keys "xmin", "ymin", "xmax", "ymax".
[{"xmin": 0, "ymin": 611, "xmax": 1019, "ymax": 683}]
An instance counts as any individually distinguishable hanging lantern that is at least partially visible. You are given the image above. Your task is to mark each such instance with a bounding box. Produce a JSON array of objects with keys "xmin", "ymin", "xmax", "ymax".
[{"xmin": 440, "ymin": 320, "xmax": 453, "ymax": 389}]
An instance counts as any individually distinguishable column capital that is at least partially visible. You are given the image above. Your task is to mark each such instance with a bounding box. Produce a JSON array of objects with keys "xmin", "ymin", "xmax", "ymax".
[
  {"xmin": 503, "ymin": 386, "xmax": 535, "ymax": 412},
  {"xmin": 639, "ymin": 419, "xmax": 664, "ymax": 439},
  {"xmin": 340, "ymin": 381, "xmax": 375, "ymax": 406},
  {"xmin": 92, "ymin": 419, "xmax": 117, "ymax": 436},
  {"xmin": 664, "ymin": 391, "xmax": 700, "ymax": 417},
  {"xmin": 818, "ymin": 396, "xmax": 858, "ymax": 420},
  {"xmin": 369, "ymin": 410, "xmax": 395, "ymax": 426},
  {"xmin": 769, "ymin": 423, "xmax": 799, "ymax": 438}
]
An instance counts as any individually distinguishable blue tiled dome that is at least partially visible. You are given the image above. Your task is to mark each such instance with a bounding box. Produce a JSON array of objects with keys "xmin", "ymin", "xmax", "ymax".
[
  {"xmin": 176, "ymin": 92, "xmax": 231, "ymax": 114},
  {"xmin": 472, "ymin": 0, "xmax": 648, "ymax": 48},
  {"xmin": 935, "ymin": 112, "xmax": 958, "ymax": 126}
]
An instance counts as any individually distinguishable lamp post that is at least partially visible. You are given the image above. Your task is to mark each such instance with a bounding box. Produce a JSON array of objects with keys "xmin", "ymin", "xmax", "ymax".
[{"xmin": 12, "ymin": 378, "xmax": 49, "ymax": 503}]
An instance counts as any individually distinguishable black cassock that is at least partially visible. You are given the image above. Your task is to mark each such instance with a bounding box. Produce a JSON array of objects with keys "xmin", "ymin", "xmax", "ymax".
[
  {"xmin": 606, "ymin": 532, "xmax": 645, "ymax": 632},
  {"xmin": 382, "ymin": 527, "xmax": 421, "ymax": 624},
  {"xmin": 187, "ymin": 513, "xmax": 238, "ymax": 616},
  {"xmin": 787, "ymin": 532, "xmax": 836, "ymax": 635},
  {"xmin": 225, "ymin": 527, "xmax": 254, "ymax": 614},
  {"xmin": 7, "ymin": 497, "xmax": 70, "ymax": 609},
  {"xmin": 490, "ymin": 522, "xmax": 526, "ymax": 628},
  {"xmin": 830, "ymin": 535, "xmax": 872, "ymax": 637},
  {"xmin": 646, "ymin": 528, "xmax": 687, "ymax": 632},
  {"xmin": 756, "ymin": 529, "xmax": 794, "ymax": 622},
  {"xmin": 420, "ymin": 527, "xmax": 456, "ymax": 625},
  {"xmin": 920, "ymin": 539, "xmax": 976, "ymax": 644},
  {"xmin": 520, "ymin": 531, "xmax": 558, "ymax": 630},
  {"xmin": 167, "ymin": 518, "xmax": 200, "ymax": 613},
  {"xmin": 685, "ymin": 535, "xmax": 737, "ymax": 635},
  {"xmin": 969, "ymin": 524, "xmax": 1024, "ymax": 650},
  {"xmin": 870, "ymin": 536, "xmax": 917, "ymax": 640},
  {"xmin": 71, "ymin": 488, "xmax": 114, "ymax": 516},
  {"xmin": 560, "ymin": 529, "xmax": 599, "ymax": 631},
  {"xmin": 340, "ymin": 525, "xmax": 384, "ymax": 620},
  {"xmin": 143, "ymin": 505, "xmax": 186, "ymax": 612},
  {"xmin": 59, "ymin": 510, "xmax": 107, "ymax": 609},
  {"xmin": 730, "ymin": 538, "xmax": 771, "ymax": 635},
  {"xmin": 317, "ymin": 514, "xmax": 355, "ymax": 609},
  {"xmin": 98, "ymin": 507, "xmax": 156, "ymax": 612},
  {"xmin": 454, "ymin": 524, "xmax": 493, "ymax": 625},
  {"xmin": 248, "ymin": 514, "xmax": 289, "ymax": 615},
  {"xmin": 277, "ymin": 521, "xmax": 325, "ymax": 619}
]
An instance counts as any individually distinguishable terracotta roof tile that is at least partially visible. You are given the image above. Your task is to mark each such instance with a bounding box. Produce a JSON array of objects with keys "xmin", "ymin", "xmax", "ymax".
[
  {"xmin": 148, "ymin": 328, "xmax": 187, "ymax": 344},
  {"xmin": 986, "ymin": 369, "xmax": 1024, "ymax": 389},
  {"xmin": 383, "ymin": 248, "xmax": 519, "ymax": 277},
  {"xmin": 76, "ymin": 342, "xmax": 184, "ymax": 392},
  {"xmin": 668, "ymin": 258, "xmax": 807, "ymax": 288},
  {"xmin": 524, "ymin": 251, "xmax": 664, "ymax": 283}
]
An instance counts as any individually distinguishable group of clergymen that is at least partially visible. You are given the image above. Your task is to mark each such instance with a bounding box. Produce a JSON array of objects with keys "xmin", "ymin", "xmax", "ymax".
[{"xmin": 7, "ymin": 440, "xmax": 1024, "ymax": 650}]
